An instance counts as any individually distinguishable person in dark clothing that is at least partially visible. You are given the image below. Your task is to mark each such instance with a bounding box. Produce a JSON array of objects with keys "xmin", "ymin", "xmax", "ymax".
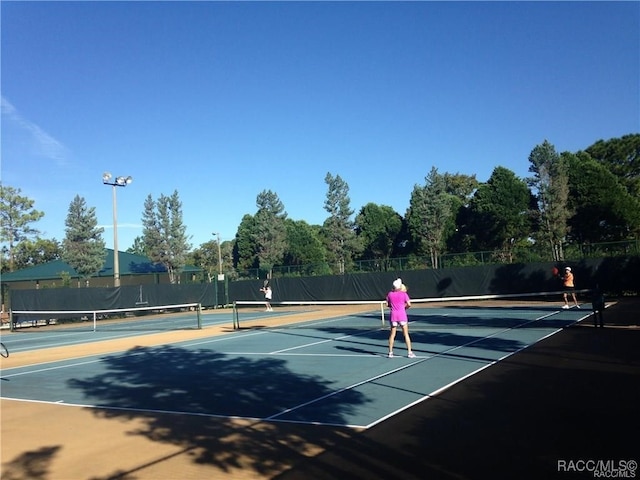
[{"xmin": 591, "ymin": 286, "xmax": 605, "ymax": 328}]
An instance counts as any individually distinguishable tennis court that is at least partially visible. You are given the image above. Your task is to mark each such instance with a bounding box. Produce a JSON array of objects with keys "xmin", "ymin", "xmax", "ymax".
[
  {"xmin": 1, "ymin": 296, "xmax": 621, "ymax": 479},
  {"xmin": 2, "ymin": 299, "xmax": 587, "ymax": 426}
]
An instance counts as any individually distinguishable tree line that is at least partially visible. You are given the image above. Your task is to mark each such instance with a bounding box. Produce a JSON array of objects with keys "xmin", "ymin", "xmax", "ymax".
[{"xmin": 1, "ymin": 135, "xmax": 638, "ymax": 284}]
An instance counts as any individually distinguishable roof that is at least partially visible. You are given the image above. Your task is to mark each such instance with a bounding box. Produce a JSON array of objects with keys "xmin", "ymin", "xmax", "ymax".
[{"xmin": 0, "ymin": 249, "xmax": 201, "ymax": 282}]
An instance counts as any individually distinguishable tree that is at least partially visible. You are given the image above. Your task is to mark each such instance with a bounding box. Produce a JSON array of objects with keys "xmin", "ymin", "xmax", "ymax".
[
  {"xmin": 586, "ymin": 133, "xmax": 640, "ymax": 198},
  {"xmin": 0, "ymin": 184, "xmax": 44, "ymax": 272},
  {"xmin": 565, "ymin": 152, "xmax": 640, "ymax": 242},
  {"xmin": 322, "ymin": 173, "xmax": 361, "ymax": 274},
  {"xmin": 354, "ymin": 203, "xmax": 403, "ymax": 268},
  {"xmin": 253, "ymin": 190, "xmax": 288, "ymax": 279},
  {"xmin": 142, "ymin": 190, "xmax": 191, "ymax": 284},
  {"xmin": 528, "ymin": 140, "xmax": 570, "ymax": 261},
  {"xmin": 61, "ymin": 195, "xmax": 106, "ymax": 286},
  {"xmin": 10, "ymin": 238, "xmax": 61, "ymax": 271},
  {"xmin": 442, "ymin": 173, "xmax": 479, "ymax": 254},
  {"xmin": 189, "ymin": 240, "xmax": 220, "ymax": 283},
  {"xmin": 465, "ymin": 167, "xmax": 533, "ymax": 262},
  {"xmin": 283, "ymin": 219, "xmax": 327, "ymax": 275},
  {"xmin": 126, "ymin": 236, "xmax": 148, "ymax": 257},
  {"xmin": 188, "ymin": 237, "xmax": 233, "ymax": 282},
  {"xmin": 443, "ymin": 172, "xmax": 479, "ymax": 201},
  {"xmin": 234, "ymin": 214, "xmax": 259, "ymax": 272},
  {"xmin": 406, "ymin": 167, "xmax": 451, "ymax": 269}
]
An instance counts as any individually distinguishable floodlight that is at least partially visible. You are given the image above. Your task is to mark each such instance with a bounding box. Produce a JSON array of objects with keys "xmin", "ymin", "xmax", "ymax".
[{"xmin": 101, "ymin": 172, "xmax": 133, "ymax": 287}]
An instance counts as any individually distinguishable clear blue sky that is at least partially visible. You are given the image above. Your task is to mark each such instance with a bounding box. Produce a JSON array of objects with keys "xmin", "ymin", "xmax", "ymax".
[{"xmin": 2, "ymin": 1, "xmax": 638, "ymax": 252}]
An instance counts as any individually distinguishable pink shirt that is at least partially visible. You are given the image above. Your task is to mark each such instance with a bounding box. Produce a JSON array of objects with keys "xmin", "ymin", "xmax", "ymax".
[{"xmin": 386, "ymin": 290, "xmax": 410, "ymax": 322}]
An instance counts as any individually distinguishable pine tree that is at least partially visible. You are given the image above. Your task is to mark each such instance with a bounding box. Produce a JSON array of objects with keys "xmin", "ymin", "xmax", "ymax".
[
  {"xmin": 253, "ymin": 190, "xmax": 287, "ymax": 279},
  {"xmin": 0, "ymin": 184, "xmax": 44, "ymax": 272},
  {"xmin": 407, "ymin": 167, "xmax": 451, "ymax": 269},
  {"xmin": 322, "ymin": 173, "xmax": 361, "ymax": 274},
  {"xmin": 61, "ymin": 195, "xmax": 105, "ymax": 286},
  {"xmin": 141, "ymin": 191, "xmax": 191, "ymax": 284},
  {"xmin": 527, "ymin": 140, "xmax": 570, "ymax": 261}
]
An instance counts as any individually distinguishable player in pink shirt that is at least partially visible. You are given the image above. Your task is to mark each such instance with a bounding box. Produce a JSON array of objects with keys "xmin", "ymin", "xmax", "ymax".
[{"xmin": 386, "ymin": 278, "xmax": 416, "ymax": 358}]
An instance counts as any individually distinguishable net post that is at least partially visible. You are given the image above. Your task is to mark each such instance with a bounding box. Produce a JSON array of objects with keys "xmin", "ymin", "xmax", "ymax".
[
  {"xmin": 93, "ymin": 311, "xmax": 97, "ymax": 332},
  {"xmin": 233, "ymin": 302, "xmax": 238, "ymax": 330},
  {"xmin": 9, "ymin": 310, "xmax": 14, "ymax": 332},
  {"xmin": 197, "ymin": 303, "xmax": 202, "ymax": 329}
]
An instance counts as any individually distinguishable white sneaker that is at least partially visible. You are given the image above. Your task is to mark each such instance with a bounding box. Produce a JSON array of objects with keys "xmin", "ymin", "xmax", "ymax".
[
  {"xmin": 408, "ymin": 352, "xmax": 416, "ymax": 358},
  {"xmin": 387, "ymin": 352, "xmax": 394, "ymax": 358},
  {"xmin": 562, "ymin": 305, "xmax": 569, "ymax": 309}
]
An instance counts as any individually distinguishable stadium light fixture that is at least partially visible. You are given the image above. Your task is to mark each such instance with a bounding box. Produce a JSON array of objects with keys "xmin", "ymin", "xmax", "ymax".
[{"xmin": 102, "ymin": 172, "xmax": 133, "ymax": 287}]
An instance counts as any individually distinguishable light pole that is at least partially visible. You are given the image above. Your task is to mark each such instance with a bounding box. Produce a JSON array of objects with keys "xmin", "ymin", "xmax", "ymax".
[
  {"xmin": 214, "ymin": 232, "xmax": 223, "ymax": 276},
  {"xmin": 102, "ymin": 172, "xmax": 133, "ymax": 287}
]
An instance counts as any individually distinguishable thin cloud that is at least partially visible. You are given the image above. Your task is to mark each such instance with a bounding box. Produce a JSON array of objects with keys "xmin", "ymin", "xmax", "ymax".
[{"xmin": 1, "ymin": 96, "xmax": 70, "ymax": 165}]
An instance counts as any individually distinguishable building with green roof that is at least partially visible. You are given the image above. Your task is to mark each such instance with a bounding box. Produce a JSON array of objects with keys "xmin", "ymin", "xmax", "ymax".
[{"xmin": 1, "ymin": 249, "xmax": 202, "ymax": 290}]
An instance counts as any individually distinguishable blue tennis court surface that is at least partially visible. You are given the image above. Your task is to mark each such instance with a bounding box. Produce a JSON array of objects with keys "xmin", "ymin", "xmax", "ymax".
[
  {"xmin": 0, "ymin": 303, "xmax": 590, "ymax": 429},
  {"xmin": 0, "ymin": 310, "xmax": 231, "ymax": 354}
]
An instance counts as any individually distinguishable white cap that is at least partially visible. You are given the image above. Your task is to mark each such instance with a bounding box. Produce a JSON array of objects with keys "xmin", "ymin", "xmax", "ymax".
[
  {"xmin": 565, "ymin": 267, "xmax": 571, "ymax": 271},
  {"xmin": 393, "ymin": 278, "xmax": 403, "ymax": 290}
]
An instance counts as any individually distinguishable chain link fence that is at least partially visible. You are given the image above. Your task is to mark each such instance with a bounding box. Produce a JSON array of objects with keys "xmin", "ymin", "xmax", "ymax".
[{"xmin": 231, "ymin": 239, "xmax": 639, "ymax": 280}]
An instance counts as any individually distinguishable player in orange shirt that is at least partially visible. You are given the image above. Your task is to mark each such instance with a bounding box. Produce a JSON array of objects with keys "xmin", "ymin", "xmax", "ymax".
[{"xmin": 562, "ymin": 267, "xmax": 579, "ymax": 309}]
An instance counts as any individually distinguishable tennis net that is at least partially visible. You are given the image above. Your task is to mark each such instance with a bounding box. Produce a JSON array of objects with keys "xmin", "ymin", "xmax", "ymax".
[
  {"xmin": 232, "ymin": 290, "xmax": 580, "ymax": 331},
  {"xmin": 232, "ymin": 300, "xmax": 386, "ymax": 330},
  {"xmin": 10, "ymin": 302, "xmax": 203, "ymax": 332}
]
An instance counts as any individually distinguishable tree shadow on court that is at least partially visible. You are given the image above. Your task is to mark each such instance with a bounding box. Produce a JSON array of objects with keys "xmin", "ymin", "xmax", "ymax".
[
  {"xmin": 405, "ymin": 311, "xmax": 578, "ymax": 330},
  {"xmin": 352, "ymin": 308, "xmax": 578, "ymax": 329},
  {"xmin": 65, "ymin": 345, "xmax": 370, "ymax": 478},
  {"xmin": 319, "ymin": 323, "xmax": 528, "ymax": 355},
  {"xmin": 274, "ymin": 299, "xmax": 640, "ymax": 480},
  {"xmin": 369, "ymin": 325, "xmax": 640, "ymax": 479},
  {"xmin": 0, "ymin": 446, "xmax": 61, "ymax": 480}
]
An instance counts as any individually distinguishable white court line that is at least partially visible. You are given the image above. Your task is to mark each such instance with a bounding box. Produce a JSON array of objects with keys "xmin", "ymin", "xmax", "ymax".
[
  {"xmin": 0, "ymin": 397, "xmax": 259, "ymax": 421},
  {"xmin": 220, "ymin": 352, "xmax": 381, "ymax": 357},
  {"xmin": 264, "ymin": 359, "xmax": 426, "ymax": 423},
  {"xmin": 269, "ymin": 330, "xmax": 377, "ymax": 355},
  {"xmin": 1, "ymin": 308, "xmax": 591, "ymax": 430},
  {"xmin": 257, "ymin": 308, "xmax": 587, "ymax": 428},
  {"xmin": 363, "ymin": 309, "xmax": 593, "ymax": 429},
  {"xmin": 4, "ymin": 314, "xmax": 231, "ymax": 353},
  {"xmin": 4, "ymin": 330, "xmax": 169, "ymax": 353},
  {"xmin": 0, "ymin": 326, "xmax": 262, "ymax": 372},
  {"xmin": 0, "ymin": 355, "xmax": 138, "ymax": 378}
]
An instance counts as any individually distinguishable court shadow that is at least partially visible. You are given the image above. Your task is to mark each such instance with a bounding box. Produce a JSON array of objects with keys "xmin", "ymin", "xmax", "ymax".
[
  {"xmin": 405, "ymin": 310, "xmax": 579, "ymax": 330},
  {"xmin": 273, "ymin": 299, "xmax": 640, "ymax": 480},
  {"xmin": 0, "ymin": 445, "xmax": 61, "ymax": 480},
  {"xmin": 309, "ymin": 324, "xmax": 526, "ymax": 357},
  {"xmin": 334, "ymin": 344, "xmax": 382, "ymax": 356},
  {"xmin": 66, "ymin": 345, "xmax": 369, "ymax": 478}
]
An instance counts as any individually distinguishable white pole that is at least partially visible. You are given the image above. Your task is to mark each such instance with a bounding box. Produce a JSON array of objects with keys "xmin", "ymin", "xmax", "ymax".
[
  {"xmin": 215, "ymin": 232, "xmax": 222, "ymax": 275},
  {"xmin": 112, "ymin": 185, "xmax": 120, "ymax": 287}
]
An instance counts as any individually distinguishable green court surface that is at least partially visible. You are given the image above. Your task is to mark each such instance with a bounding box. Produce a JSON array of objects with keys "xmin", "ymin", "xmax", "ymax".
[{"xmin": 0, "ymin": 303, "xmax": 589, "ymax": 429}]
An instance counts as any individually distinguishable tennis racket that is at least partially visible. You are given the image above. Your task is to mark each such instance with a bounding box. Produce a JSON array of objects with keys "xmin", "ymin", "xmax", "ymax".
[{"xmin": 0, "ymin": 342, "xmax": 8, "ymax": 358}]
